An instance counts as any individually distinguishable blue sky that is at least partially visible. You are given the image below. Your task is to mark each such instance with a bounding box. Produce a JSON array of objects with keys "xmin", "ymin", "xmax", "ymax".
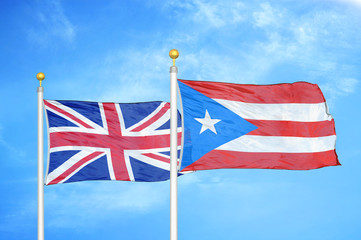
[{"xmin": 1, "ymin": 0, "xmax": 361, "ymax": 239}]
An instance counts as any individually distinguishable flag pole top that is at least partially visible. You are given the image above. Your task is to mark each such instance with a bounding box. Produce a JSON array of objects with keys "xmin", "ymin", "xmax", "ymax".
[
  {"xmin": 169, "ymin": 49, "xmax": 179, "ymax": 66},
  {"xmin": 36, "ymin": 72, "xmax": 45, "ymax": 87}
]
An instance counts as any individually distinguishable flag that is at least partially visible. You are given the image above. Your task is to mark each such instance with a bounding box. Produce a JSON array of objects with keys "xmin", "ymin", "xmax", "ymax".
[
  {"xmin": 178, "ymin": 79, "xmax": 339, "ymax": 171},
  {"xmin": 44, "ymin": 100, "xmax": 182, "ymax": 185}
]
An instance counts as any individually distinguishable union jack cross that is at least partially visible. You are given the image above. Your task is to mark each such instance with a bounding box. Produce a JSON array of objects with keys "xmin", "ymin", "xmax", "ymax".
[{"xmin": 44, "ymin": 100, "xmax": 182, "ymax": 185}]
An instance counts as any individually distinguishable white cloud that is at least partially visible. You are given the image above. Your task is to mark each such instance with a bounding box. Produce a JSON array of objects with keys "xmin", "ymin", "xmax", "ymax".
[
  {"xmin": 319, "ymin": 77, "xmax": 359, "ymax": 109},
  {"xmin": 0, "ymin": 201, "xmax": 36, "ymax": 234},
  {"xmin": 167, "ymin": 1, "xmax": 361, "ymax": 96},
  {"xmin": 178, "ymin": 171, "xmax": 300, "ymax": 226},
  {"xmin": 57, "ymin": 1, "xmax": 360, "ymax": 107},
  {"xmin": 333, "ymin": 0, "xmax": 361, "ymax": 7},
  {"xmin": 27, "ymin": 0, "xmax": 75, "ymax": 45},
  {"xmin": 244, "ymin": 2, "xmax": 361, "ymax": 94},
  {"xmin": 165, "ymin": 0, "xmax": 246, "ymax": 28},
  {"xmin": 42, "ymin": 45, "xmax": 174, "ymax": 103},
  {"xmin": 45, "ymin": 181, "xmax": 169, "ymax": 228},
  {"xmin": 0, "ymin": 126, "xmax": 26, "ymax": 158},
  {"xmin": 192, "ymin": 0, "xmax": 245, "ymax": 27},
  {"xmin": 336, "ymin": 78, "xmax": 358, "ymax": 93},
  {"xmin": 96, "ymin": 47, "xmax": 171, "ymax": 103},
  {"xmin": 253, "ymin": 2, "xmax": 283, "ymax": 28}
]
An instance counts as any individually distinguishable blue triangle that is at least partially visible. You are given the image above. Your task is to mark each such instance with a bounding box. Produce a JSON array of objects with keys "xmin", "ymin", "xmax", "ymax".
[
  {"xmin": 156, "ymin": 112, "xmax": 181, "ymax": 130},
  {"xmin": 48, "ymin": 150, "xmax": 80, "ymax": 173},
  {"xmin": 64, "ymin": 155, "xmax": 111, "ymax": 183},
  {"xmin": 178, "ymin": 81, "xmax": 258, "ymax": 170},
  {"xmin": 57, "ymin": 100, "xmax": 103, "ymax": 127},
  {"xmin": 47, "ymin": 110, "xmax": 78, "ymax": 128},
  {"xmin": 129, "ymin": 157, "xmax": 171, "ymax": 182},
  {"xmin": 159, "ymin": 150, "xmax": 181, "ymax": 158},
  {"xmin": 119, "ymin": 102, "xmax": 162, "ymax": 129}
]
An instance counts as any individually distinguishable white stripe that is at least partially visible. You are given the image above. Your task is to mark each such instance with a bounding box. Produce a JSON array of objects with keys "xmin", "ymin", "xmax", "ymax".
[
  {"xmin": 49, "ymin": 127, "xmax": 108, "ymax": 134},
  {"xmin": 48, "ymin": 147, "xmax": 113, "ymax": 182},
  {"xmin": 217, "ymin": 135, "xmax": 336, "ymax": 153},
  {"xmin": 110, "ymin": 102, "xmax": 181, "ymax": 136},
  {"xmin": 46, "ymin": 150, "xmax": 105, "ymax": 184},
  {"xmin": 45, "ymin": 105, "xmax": 83, "ymax": 129},
  {"xmin": 103, "ymin": 150, "xmax": 115, "ymax": 180},
  {"xmin": 59, "ymin": 153, "xmax": 106, "ymax": 184},
  {"xmin": 127, "ymin": 102, "xmax": 167, "ymax": 131},
  {"xmin": 152, "ymin": 152, "xmax": 170, "ymax": 160},
  {"xmin": 98, "ymin": 103, "xmax": 108, "ymax": 134},
  {"xmin": 115, "ymin": 103, "xmax": 126, "ymax": 133},
  {"xmin": 45, "ymin": 100, "xmax": 107, "ymax": 133},
  {"xmin": 140, "ymin": 109, "xmax": 171, "ymax": 133},
  {"xmin": 129, "ymin": 146, "xmax": 182, "ymax": 154},
  {"xmin": 215, "ymin": 99, "xmax": 333, "ymax": 122},
  {"xmin": 127, "ymin": 150, "xmax": 171, "ymax": 170},
  {"xmin": 123, "ymin": 127, "xmax": 182, "ymax": 136},
  {"xmin": 49, "ymin": 146, "xmax": 109, "ymax": 153},
  {"xmin": 123, "ymin": 152, "xmax": 135, "ymax": 181}
]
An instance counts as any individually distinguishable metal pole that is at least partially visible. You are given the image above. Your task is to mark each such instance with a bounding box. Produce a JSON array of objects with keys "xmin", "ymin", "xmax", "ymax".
[
  {"xmin": 37, "ymin": 72, "xmax": 45, "ymax": 240},
  {"xmin": 169, "ymin": 49, "xmax": 179, "ymax": 240}
]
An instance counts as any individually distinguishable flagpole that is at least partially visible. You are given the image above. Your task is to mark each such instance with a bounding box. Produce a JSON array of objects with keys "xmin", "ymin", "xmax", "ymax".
[
  {"xmin": 169, "ymin": 49, "xmax": 179, "ymax": 240},
  {"xmin": 37, "ymin": 72, "xmax": 45, "ymax": 240}
]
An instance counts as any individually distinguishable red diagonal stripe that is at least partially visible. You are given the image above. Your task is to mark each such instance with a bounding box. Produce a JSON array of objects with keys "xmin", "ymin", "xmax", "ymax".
[
  {"xmin": 131, "ymin": 103, "xmax": 170, "ymax": 132},
  {"xmin": 143, "ymin": 153, "xmax": 170, "ymax": 163},
  {"xmin": 44, "ymin": 100, "xmax": 93, "ymax": 129},
  {"xmin": 48, "ymin": 151, "xmax": 103, "ymax": 185}
]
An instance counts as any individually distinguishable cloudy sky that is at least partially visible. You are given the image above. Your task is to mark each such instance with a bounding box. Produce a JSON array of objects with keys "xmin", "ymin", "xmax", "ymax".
[{"xmin": 1, "ymin": 0, "xmax": 361, "ymax": 239}]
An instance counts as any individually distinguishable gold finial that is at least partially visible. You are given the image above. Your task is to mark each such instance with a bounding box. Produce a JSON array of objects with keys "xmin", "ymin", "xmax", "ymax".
[
  {"xmin": 36, "ymin": 72, "xmax": 45, "ymax": 87},
  {"xmin": 169, "ymin": 49, "xmax": 179, "ymax": 66}
]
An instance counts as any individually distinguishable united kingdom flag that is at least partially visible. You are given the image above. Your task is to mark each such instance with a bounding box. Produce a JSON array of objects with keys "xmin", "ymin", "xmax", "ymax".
[{"xmin": 44, "ymin": 100, "xmax": 183, "ymax": 185}]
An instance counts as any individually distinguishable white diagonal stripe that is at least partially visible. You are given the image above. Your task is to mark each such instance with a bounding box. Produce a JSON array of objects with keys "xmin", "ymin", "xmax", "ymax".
[
  {"xmin": 127, "ymin": 102, "xmax": 167, "ymax": 131},
  {"xmin": 127, "ymin": 150, "xmax": 170, "ymax": 170},
  {"xmin": 123, "ymin": 151, "xmax": 135, "ymax": 181},
  {"xmin": 140, "ymin": 109, "xmax": 172, "ymax": 133},
  {"xmin": 98, "ymin": 102, "xmax": 108, "ymax": 134},
  {"xmin": 46, "ymin": 150, "xmax": 106, "ymax": 184},
  {"xmin": 45, "ymin": 100, "xmax": 107, "ymax": 133}
]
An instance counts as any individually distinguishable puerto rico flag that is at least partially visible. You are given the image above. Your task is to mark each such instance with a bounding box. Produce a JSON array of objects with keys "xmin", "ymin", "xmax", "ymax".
[
  {"xmin": 178, "ymin": 79, "xmax": 340, "ymax": 171},
  {"xmin": 44, "ymin": 100, "xmax": 182, "ymax": 185}
]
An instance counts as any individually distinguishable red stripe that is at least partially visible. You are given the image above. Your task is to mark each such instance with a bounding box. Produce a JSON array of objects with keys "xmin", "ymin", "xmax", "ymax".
[
  {"xmin": 102, "ymin": 103, "xmax": 128, "ymax": 181},
  {"xmin": 181, "ymin": 150, "xmax": 340, "ymax": 171},
  {"xmin": 179, "ymin": 79, "xmax": 325, "ymax": 104},
  {"xmin": 49, "ymin": 132, "xmax": 181, "ymax": 149},
  {"xmin": 44, "ymin": 100, "xmax": 93, "ymax": 129},
  {"xmin": 143, "ymin": 153, "xmax": 170, "ymax": 163},
  {"xmin": 247, "ymin": 119, "xmax": 336, "ymax": 137},
  {"xmin": 131, "ymin": 103, "xmax": 170, "ymax": 132},
  {"xmin": 48, "ymin": 151, "xmax": 103, "ymax": 185}
]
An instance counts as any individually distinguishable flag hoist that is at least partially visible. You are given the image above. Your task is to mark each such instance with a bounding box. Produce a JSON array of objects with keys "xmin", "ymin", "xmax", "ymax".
[
  {"xmin": 169, "ymin": 49, "xmax": 179, "ymax": 240},
  {"xmin": 37, "ymin": 72, "xmax": 45, "ymax": 240}
]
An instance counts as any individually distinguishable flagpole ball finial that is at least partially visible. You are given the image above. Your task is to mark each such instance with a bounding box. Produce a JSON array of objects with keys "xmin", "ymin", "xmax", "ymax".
[
  {"xmin": 36, "ymin": 72, "xmax": 45, "ymax": 86},
  {"xmin": 169, "ymin": 49, "xmax": 179, "ymax": 66}
]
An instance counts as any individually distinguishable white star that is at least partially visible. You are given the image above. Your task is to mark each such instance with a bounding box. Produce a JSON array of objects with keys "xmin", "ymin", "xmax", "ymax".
[{"xmin": 195, "ymin": 110, "xmax": 221, "ymax": 134}]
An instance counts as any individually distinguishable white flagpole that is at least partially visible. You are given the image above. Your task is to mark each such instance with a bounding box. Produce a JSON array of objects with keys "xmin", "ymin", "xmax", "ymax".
[
  {"xmin": 37, "ymin": 72, "xmax": 45, "ymax": 240},
  {"xmin": 169, "ymin": 49, "xmax": 179, "ymax": 240}
]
